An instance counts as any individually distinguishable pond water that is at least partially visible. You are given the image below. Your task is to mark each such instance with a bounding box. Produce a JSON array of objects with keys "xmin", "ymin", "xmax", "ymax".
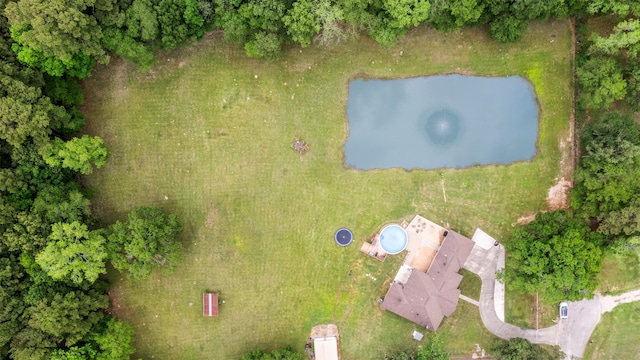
[{"xmin": 344, "ymin": 75, "xmax": 539, "ymax": 170}]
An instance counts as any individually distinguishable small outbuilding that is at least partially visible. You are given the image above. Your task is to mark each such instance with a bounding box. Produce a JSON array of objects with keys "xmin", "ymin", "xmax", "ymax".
[
  {"xmin": 203, "ymin": 293, "xmax": 218, "ymax": 317},
  {"xmin": 310, "ymin": 324, "xmax": 340, "ymax": 360},
  {"xmin": 314, "ymin": 337, "xmax": 339, "ymax": 360}
]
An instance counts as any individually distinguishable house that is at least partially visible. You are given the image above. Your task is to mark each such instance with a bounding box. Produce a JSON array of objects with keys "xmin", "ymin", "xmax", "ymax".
[{"xmin": 381, "ymin": 228, "xmax": 474, "ymax": 331}]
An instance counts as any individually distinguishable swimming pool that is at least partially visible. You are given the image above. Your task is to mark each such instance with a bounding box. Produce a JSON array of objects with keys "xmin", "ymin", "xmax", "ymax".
[{"xmin": 379, "ymin": 224, "xmax": 408, "ymax": 254}]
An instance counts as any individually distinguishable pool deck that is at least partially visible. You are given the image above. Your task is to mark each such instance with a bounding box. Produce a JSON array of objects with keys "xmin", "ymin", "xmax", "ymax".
[
  {"xmin": 360, "ymin": 234, "xmax": 388, "ymax": 261},
  {"xmin": 360, "ymin": 215, "xmax": 447, "ymax": 270},
  {"xmin": 403, "ymin": 215, "xmax": 446, "ymax": 271}
]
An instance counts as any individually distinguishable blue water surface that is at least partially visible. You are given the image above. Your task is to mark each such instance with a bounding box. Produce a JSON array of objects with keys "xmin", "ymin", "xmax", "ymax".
[
  {"xmin": 379, "ymin": 225, "xmax": 408, "ymax": 254},
  {"xmin": 344, "ymin": 75, "xmax": 539, "ymax": 170}
]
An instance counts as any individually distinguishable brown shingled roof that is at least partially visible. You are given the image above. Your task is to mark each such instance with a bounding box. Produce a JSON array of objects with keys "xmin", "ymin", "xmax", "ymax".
[{"xmin": 381, "ymin": 230, "xmax": 475, "ymax": 330}]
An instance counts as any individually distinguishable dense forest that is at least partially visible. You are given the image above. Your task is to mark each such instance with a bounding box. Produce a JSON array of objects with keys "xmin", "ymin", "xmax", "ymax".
[{"xmin": 1, "ymin": 0, "xmax": 640, "ymax": 358}]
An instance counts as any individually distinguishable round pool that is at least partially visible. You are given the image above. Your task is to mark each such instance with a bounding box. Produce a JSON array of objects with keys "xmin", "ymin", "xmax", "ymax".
[
  {"xmin": 335, "ymin": 228, "xmax": 353, "ymax": 246},
  {"xmin": 379, "ymin": 224, "xmax": 408, "ymax": 254}
]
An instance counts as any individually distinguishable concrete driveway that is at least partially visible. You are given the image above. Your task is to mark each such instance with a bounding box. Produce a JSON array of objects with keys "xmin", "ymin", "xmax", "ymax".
[{"xmin": 463, "ymin": 242, "xmax": 640, "ymax": 359}]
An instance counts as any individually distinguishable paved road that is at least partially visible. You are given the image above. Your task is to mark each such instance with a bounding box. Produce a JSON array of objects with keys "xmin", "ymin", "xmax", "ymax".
[{"xmin": 463, "ymin": 243, "xmax": 640, "ymax": 359}]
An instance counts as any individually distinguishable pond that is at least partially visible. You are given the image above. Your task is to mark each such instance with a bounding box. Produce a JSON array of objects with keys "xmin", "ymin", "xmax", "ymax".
[{"xmin": 344, "ymin": 75, "xmax": 539, "ymax": 170}]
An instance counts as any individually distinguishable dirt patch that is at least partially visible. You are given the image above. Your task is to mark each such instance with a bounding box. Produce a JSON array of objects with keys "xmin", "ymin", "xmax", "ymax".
[
  {"xmin": 287, "ymin": 59, "xmax": 314, "ymax": 72},
  {"xmin": 517, "ymin": 213, "xmax": 537, "ymax": 225},
  {"xmin": 106, "ymin": 289, "xmax": 122, "ymax": 314},
  {"xmin": 310, "ymin": 324, "xmax": 339, "ymax": 340},
  {"xmin": 106, "ymin": 58, "xmax": 131, "ymax": 99},
  {"xmin": 547, "ymin": 177, "xmax": 572, "ymax": 210},
  {"xmin": 204, "ymin": 203, "xmax": 218, "ymax": 228},
  {"xmin": 532, "ymin": 292, "xmax": 539, "ymax": 329}
]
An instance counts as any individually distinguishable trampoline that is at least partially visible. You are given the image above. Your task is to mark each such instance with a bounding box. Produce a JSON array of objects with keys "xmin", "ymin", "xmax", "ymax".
[
  {"xmin": 335, "ymin": 228, "xmax": 353, "ymax": 246},
  {"xmin": 379, "ymin": 224, "xmax": 408, "ymax": 254}
]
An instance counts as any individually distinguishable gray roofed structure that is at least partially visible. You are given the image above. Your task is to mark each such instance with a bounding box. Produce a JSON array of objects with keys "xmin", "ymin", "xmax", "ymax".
[{"xmin": 381, "ymin": 230, "xmax": 475, "ymax": 331}]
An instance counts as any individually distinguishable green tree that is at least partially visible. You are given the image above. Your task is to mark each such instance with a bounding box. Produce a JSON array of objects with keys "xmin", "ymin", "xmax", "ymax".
[
  {"xmin": 0, "ymin": 70, "xmax": 62, "ymax": 149},
  {"xmin": 5, "ymin": 0, "xmax": 110, "ymax": 67},
  {"xmin": 383, "ymin": 333, "xmax": 449, "ymax": 360},
  {"xmin": 27, "ymin": 290, "xmax": 108, "ymax": 346},
  {"xmin": 101, "ymin": 27, "xmax": 156, "ymax": 70},
  {"xmin": 416, "ymin": 333, "xmax": 449, "ymax": 360},
  {"xmin": 428, "ymin": 0, "xmax": 484, "ymax": 31},
  {"xmin": 490, "ymin": 337, "xmax": 563, "ymax": 360},
  {"xmin": 384, "ymin": 350, "xmax": 413, "ymax": 360},
  {"xmin": 51, "ymin": 345, "xmax": 98, "ymax": 360},
  {"xmin": 241, "ymin": 346, "xmax": 303, "ymax": 360},
  {"xmin": 502, "ymin": 211, "xmax": 603, "ymax": 303},
  {"xmin": 32, "ymin": 185, "xmax": 91, "ymax": 224},
  {"xmin": 489, "ymin": 15, "xmax": 528, "ymax": 43},
  {"xmin": 590, "ymin": 19, "xmax": 640, "ymax": 58},
  {"xmin": 43, "ymin": 75, "xmax": 84, "ymax": 109},
  {"xmin": 0, "ymin": 252, "xmax": 25, "ymax": 351},
  {"xmin": 284, "ymin": 0, "xmax": 345, "ymax": 47},
  {"xmin": 245, "ymin": 31, "xmax": 283, "ymax": 59},
  {"xmin": 184, "ymin": 0, "xmax": 205, "ymax": 39},
  {"xmin": 10, "ymin": 141, "xmax": 72, "ymax": 193},
  {"xmin": 35, "ymin": 222, "xmax": 107, "ymax": 284},
  {"xmin": 107, "ymin": 205, "xmax": 183, "ymax": 279},
  {"xmin": 283, "ymin": 0, "xmax": 320, "ymax": 47},
  {"xmin": 9, "ymin": 30, "xmax": 96, "ymax": 78},
  {"xmin": 598, "ymin": 198, "xmax": 640, "ymax": 236},
  {"xmin": 2, "ymin": 210, "xmax": 49, "ymax": 252},
  {"xmin": 9, "ymin": 327, "xmax": 59, "ymax": 360},
  {"xmin": 382, "ymin": 0, "xmax": 430, "ymax": 29},
  {"xmin": 45, "ymin": 135, "xmax": 109, "ymax": 175},
  {"xmin": 154, "ymin": 0, "xmax": 187, "ymax": 49},
  {"xmin": 576, "ymin": 56, "xmax": 626, "ymax": 110},
  {"xmin": 572, "ymin": 112, "xmax": 640, "ymax": 218},
  {"xmin": 42, "ymin": 75, "xmax": 85, "ymax": 134},
  {"xmin": 587, "ymin": 0, "xmax": 640, "ymax": 17},
  {"xmin": 624, "ymin": 61, "xmax": 640, "ymax": 110},
  {"xmin": 125, "ymin": 0, "xmax": 159, "ymax": 41},
  {"xmin": 511, "ymin": 0, "xmax": 568, "ymax": 20},
  {"xmin": 92, "ymin": 318, "xmax": 136, "ymax": 360}
]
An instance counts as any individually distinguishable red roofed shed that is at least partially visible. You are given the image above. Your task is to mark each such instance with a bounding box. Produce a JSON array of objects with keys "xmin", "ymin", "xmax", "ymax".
[{"xmin": 203, "ymin": 293, "xmax": 218, "ymax": 317}]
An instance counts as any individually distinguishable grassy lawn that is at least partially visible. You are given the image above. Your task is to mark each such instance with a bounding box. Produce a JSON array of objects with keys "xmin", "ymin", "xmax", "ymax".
[
  {"xmin": 583, "ymin": 302, "xmax": 640, "ymax": 359},
  {"xmin": 81, "ymin": 20, "xmax": 572, "ymax": 359},
  {"xmin": 598, "ymin": 252, "xmax": 640, "ymax": 295},
  {"xmin": 459, "ymin": 269, "xmax": 481, "ymax": 301}
]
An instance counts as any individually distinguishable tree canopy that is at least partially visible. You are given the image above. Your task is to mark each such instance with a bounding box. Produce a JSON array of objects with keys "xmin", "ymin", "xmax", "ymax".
[
  {"xmin": 35, "ymin": 221, "xmax": 107, "ymax": 284},
  {"xmin": 44, "ymin": 135, "xmax": 109, "ymax": 175},
  {"xmin": 502, "ymin": 211, "xmax": 603, "ymax": 303},
  {"xmin": 5, "ymin": 0, "xmax": 109, "ymax": 76},
  {"xmin": 241, "ymin": 346, "xmax": 304, "ymax": 360},
  {"xmin": 572, "ymin": 112, "xmax": 640, "ymax": 220},
  {"xmin": 576, "ymin": 57, "xmax": 627, "ymax": 110},
  {"xmin": 107, "ymin": 205, "xmax": 183, "ymax": 279},
  {"xmin": 384, "ymin": 333, "xmax": 449, "ymax": 360},
  {"xmin": 490, "ymin": 337, "xmax": 564, "ymax": 360}
]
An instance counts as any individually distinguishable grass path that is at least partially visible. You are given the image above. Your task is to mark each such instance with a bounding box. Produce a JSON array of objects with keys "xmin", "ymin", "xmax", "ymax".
[{"xmin": 81, "ymin": 20, "xmax": 573, "ymax": 359}]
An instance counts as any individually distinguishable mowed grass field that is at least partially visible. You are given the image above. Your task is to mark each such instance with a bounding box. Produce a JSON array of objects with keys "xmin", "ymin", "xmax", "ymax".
[
  {"xmin": 81, "ymin": 20, "xmax": 573, "ymax": 359},
  {"xmin": 583, "ymin": 302, "xmax": 640, "ymax": 359}
]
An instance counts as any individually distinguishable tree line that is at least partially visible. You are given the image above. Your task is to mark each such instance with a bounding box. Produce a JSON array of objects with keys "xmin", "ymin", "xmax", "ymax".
[
  {"xmin": 503, "ymin": 0, "xmax": 640, "ymax": 306},
  {"xmin": 3, "ymin": 0, "xmax": 640, "ymax": 358},
  {"xmin": 1, "ymin": 7, "xmax": 183, "ymax": 357},
  {"xmin": 2, "ymin": 0, "xmax": 604, "ymax": 76}
]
